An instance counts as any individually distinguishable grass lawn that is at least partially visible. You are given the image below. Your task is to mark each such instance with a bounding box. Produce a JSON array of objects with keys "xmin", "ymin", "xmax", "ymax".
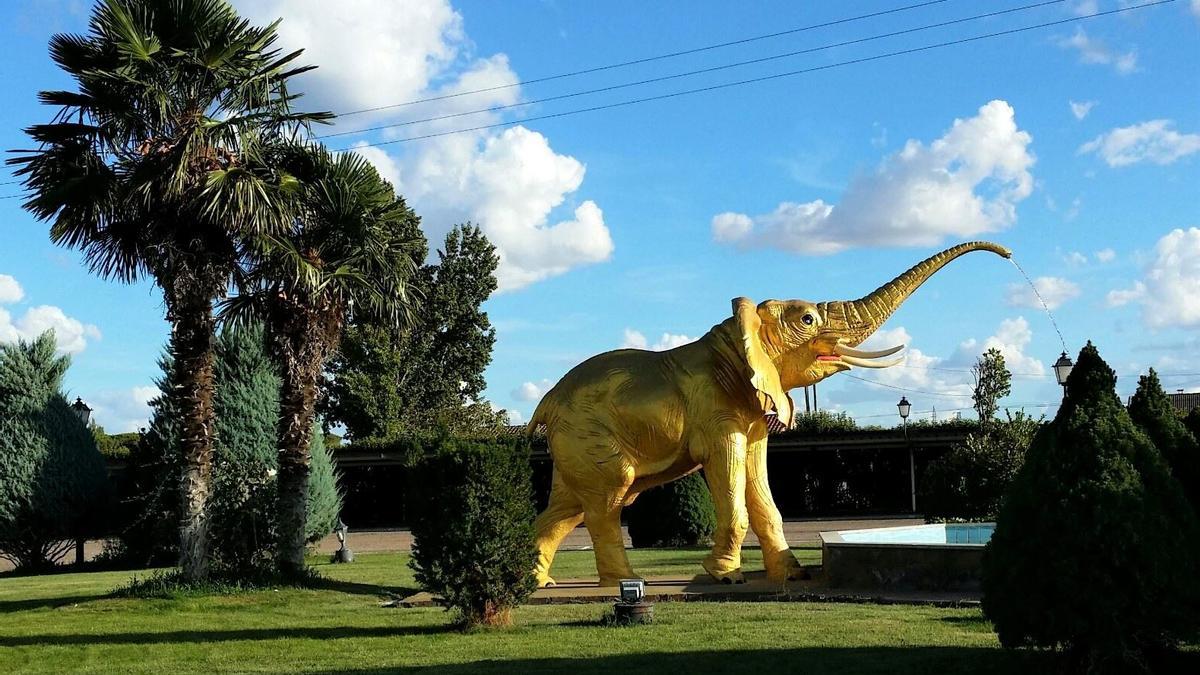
[{"xmin": 0, "ymin": 549, "xmax": 1192, "ymax": 674}]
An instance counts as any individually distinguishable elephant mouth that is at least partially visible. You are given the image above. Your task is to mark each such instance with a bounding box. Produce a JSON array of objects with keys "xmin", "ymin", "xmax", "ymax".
[{"xmin": 816, "ymin": 343, "xmax": 905, "ymax": 369}]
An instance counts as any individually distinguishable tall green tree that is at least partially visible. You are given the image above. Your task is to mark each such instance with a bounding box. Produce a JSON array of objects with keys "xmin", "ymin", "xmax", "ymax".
[
  {"xmin": 9, "ymin": 0, "xmax": 329, "ymax": 580},
  {"xmin": 982, "ymin": 344, "xmax": 1200, "ymax": 672},
  {"xmin": 324, "ymin": 224, "xmax": 507, "ymax": 440},
  {"xmin": 0, "ymin": 331, "xmax": 108, "ymax": 571},
  {"xmin": 1128, "ymin": 368, "xmax": 1200, "ymax": 516},
  {"xmin": 971, "ymin": 347, "xmax": 1011, "ymax": 428},
  {"xmin": 226, "ymin": 144, "xmax": 420, "ymax": 576},
  {"xmin": 116, "ymin": 326, "xmax": 341, "ymax": 573}
]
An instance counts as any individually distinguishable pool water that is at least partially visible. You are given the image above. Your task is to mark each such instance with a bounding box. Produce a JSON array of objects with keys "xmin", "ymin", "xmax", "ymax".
[{"xmin": 837, "ymin": 523, "xmax": 994, "ymax": 546}]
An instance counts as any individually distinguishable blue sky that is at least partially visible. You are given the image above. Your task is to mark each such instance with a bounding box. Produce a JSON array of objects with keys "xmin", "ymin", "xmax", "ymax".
[{"xmin": 1, "ymin": 0, "xmax": 1198, "ymax": 432}]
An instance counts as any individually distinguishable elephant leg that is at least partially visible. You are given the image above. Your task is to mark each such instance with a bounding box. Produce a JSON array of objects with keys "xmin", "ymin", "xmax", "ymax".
[
  {"xmin": 533, "ymin": 471, "xmax": 584, "ymax": 588},
  {"xmin": 746, "ymin": 435, "xmax": 805, "ymax": 582},
  {"xmin": 700, "ymin": 435, "xmax": 750, "ymax": 584},
  {"xmin": 582, "ymin": 494, "xmax": 636, "ymax": 587}
]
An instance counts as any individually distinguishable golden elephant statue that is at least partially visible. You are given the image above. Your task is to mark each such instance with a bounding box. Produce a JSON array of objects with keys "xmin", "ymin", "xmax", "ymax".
[{"xmin": 529, "ymin": 241, "xmax": 1011, "ymax": 587}]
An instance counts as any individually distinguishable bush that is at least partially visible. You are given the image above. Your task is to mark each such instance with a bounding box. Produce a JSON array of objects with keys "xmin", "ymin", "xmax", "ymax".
[
  {"xmin": 626, "ymin": 472, "xmax": 716, "ymax": 548},
  {"xmin": 112, "ymin": 325, "xmax": 343, "ymax": 573},
  {"xmin": 408, "ymin": 437, "xmax": 537, "ymax": 627},
  {"xmin": 1128, "ymin": 369, "xmax": 1200, "ymax": 516},
  {"xmin": 0, "ymin": 331, "xmax": 109, "ymax": 571},
  {"xmin": 1185, "ymin": 407, "xmax": 1200, "ymax": 442},
  {"xmin": 920, "ymin": 411, "xmax": 1041, "ymax": 522},
  {"xmin": 982, "ymin": 343, "xmax": 1200, "ymax": 673}
]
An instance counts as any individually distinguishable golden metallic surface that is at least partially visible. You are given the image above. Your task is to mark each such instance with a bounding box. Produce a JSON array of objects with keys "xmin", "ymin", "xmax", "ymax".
[{"xmin": 529, "ymin": 241, "xmax": 1012, "ymax": 587}]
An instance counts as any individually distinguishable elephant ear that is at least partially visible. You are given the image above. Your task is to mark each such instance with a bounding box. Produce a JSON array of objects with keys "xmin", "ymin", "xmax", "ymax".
[{"xmin": 732, "ymin": 297, "xmax": 793, "ymax": 427}]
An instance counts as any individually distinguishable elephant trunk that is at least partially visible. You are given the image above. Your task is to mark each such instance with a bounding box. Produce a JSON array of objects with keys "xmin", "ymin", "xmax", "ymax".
[{"xmin": 819, "ymin": 241, "xmax": 1012, "ymax": 346}]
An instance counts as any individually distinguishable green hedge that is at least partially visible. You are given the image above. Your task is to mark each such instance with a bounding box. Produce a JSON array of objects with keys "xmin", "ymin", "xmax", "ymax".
[{"xmin": 626, "ymin": 472, "xmax": 716, "ymax": 548}]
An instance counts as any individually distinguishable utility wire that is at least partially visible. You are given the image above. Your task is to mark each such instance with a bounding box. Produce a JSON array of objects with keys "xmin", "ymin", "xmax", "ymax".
[
  {"xmin": 336, "ymin": 0, "xmax": 957, "ymax": 117},
  {"xmin": 319, "ymin": 0, "xmax": 1070, "ymax": 140},
  {"xmin": 334, "ymin": 0, "xmax": 1172, "ymax": 151}
]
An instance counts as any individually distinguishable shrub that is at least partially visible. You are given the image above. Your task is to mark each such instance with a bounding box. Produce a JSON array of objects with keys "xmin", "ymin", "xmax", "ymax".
[
  {"xmin": 0, "ymin": 331, "xmax": 109, "ymax": 571},
  {"xmin": 113, "ymin": 325, "xmax": 343, "ymax": 573},
  {"xmin": 408, "ymin": 436, "xmax": 537, "ymax": 627},
  {"xmin": 626, "ymin": 472, "xmax": 716, "ymax": 548},
  {"xmin": 982, "ymin": 343, "xmax": 1200, "ymax": 673},
  {"xmin": 1128, "ymin": 369, "xmax": 1200, "ymax": 516},
  {"xmin": 920, "ymin": 411, "xmax": 1041, "ymax": 522},
  {"xmin": 1185, "ymin": 407, "xmax": 1200, "ymax": 442}
]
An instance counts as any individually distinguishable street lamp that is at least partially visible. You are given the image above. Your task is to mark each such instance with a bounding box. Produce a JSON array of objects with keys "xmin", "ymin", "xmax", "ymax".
[
  {"xmin": 1053, "ymin": 351, "xmax": 1074, "ymax": 399},
  {"xmin": 898, "ymin": 397, "xmax": 915, "ymax": 513},
  {"xmin": 332, "ymin": 518, "xmax": 353, "ymax": 563},
  {"xmin": 71, "ymin": 397, "xmax": 92, "ymax": 426}
]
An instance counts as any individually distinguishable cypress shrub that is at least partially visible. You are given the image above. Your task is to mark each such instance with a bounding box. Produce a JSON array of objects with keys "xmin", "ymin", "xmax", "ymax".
[
  {"xmin": 408, "ymin": 436, "xmax": 537, "ymax": 627},
  {"xmin": 982, "ymin": 343, "xmax": 1200, "ymax": 673},
  {"xmin": 626, "ymin": 472, "xmax": 716, "ymax": 548},
  {"xmin": 1128, "ymin": 369, "xmax": 1200, "ymax": 516},
  {"xmin": 113, "ymin": 325, "xmax": 342, "ymax": 573},
  {"xmin": 0, "ymin": 331, "xmax": 108, "ymax": 571}
]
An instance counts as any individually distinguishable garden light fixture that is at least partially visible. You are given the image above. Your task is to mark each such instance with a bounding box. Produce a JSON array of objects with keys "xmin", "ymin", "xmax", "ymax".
[
  {"xmin": 71, "ymin": 397, "xmax": 92, "ymax": 425},
  {"xmin": 1053, "ymin": 351, "xmax": 1074, "ymax": 392},
  {"xmin": 896, "ymin": 396, "xmax": 911, "ymax": 420},
  {"xmin": 332, "ymin": 518, "xmax": 354, "ymax": 563}
]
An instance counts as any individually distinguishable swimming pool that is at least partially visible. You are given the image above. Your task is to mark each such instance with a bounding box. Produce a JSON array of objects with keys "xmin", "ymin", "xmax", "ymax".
[{"xmin": 820, "ymin": 523, "xmax": 994, "ymax": 591}]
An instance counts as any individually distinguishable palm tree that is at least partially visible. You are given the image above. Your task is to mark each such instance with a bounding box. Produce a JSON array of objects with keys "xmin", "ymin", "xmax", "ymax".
[
  {"xmin": 225, "ymin": 143, "xmax": 421, "ymax": 577},
  {"xmin": 8, "ymin": 0, "xmax": 330, "ymax": 580}
]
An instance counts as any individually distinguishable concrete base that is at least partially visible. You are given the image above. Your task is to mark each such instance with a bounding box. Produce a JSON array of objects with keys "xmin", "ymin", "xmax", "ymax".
[{"xmin": 392, "ymin": 568, "xmax": 979, "ymax": 608}]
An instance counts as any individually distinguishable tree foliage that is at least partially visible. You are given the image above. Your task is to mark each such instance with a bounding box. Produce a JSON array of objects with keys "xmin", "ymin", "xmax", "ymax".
[
  {"xmin": 1128, "ymin": 368, "xmax": 1200, "ymax": 516},
  {"xmin": 626, "ymin": 472, "xmax": 716, "ymax": 548},
  {"xmin": 921, "ymin": 411, "xmax": 1041, "ymax": 522},
  {"xmin": 982, "ymin": 343, "xmax": 1200, "ymax": 672},
  {"xmin": 0, "ymin": 331, "xmax": 109, "ymax": 571},
  {"xmin": 323, "ymin": 224, "xmax": 508, "ymax": 440},
  {"xmin": 408, "ymin": 437, "xmax": 537, "ymax": 628},
  {"xmin": 114, "ymin": 326, "xmax": 342, "ymax": 573},
  {"xmin": 10, "ymin": 0, "xmax": 331, "ymax": 581},
  {"xmin": 972, "ymin": 348, "xmax": 1011, "ymax": 427}
]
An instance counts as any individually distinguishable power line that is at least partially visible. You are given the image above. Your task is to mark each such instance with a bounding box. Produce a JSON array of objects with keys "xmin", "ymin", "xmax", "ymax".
[
  {"xmin": 336, "ymin": 0, "xmax": 957, "ymax": 117},
  {"xmin": 319, "ymin": 0, "xmax": 1070, "ymax": 140},
  {"xmin": 335, "ymin": 0, "xmax": 1172, "ymax": 151},
  {"xmin": 844, "ymin": 374, "xmax": 974, "ymax": 398}
]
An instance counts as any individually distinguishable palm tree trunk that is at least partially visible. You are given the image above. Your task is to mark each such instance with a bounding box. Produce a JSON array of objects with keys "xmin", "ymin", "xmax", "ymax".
[
  {"xmin": 171, "ymin": 292, "xmax": 218, "ymax": 582},
  {"xmin": 275, "ymin": 313, "xmax": 332, "ymax": 578}
]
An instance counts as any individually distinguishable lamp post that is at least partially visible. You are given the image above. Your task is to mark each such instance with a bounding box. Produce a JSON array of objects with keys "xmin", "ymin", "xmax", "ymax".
[
  {"xmin": 897, "ymin": 397, "xmax": 915, "ymax": 513},
  {"xmin": 71, "ymin": 397, "xmax": 92, "ymax": 426},
  {"xmin": 332, "ymin": 518, "xmax": 353, "ymax": 563},
  {"xmin": 69, "ymin": 397, "xmax": 93, "ymax": 565},
  {"xmin": 1053, "ymin": 351, "xmax": 1074, "ymax": 400}
]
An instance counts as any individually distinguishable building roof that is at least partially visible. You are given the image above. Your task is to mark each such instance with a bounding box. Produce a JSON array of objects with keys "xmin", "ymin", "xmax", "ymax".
[{"xmin": 1169, "ymin": 392, "xmax": 1200, "ymax": 414}]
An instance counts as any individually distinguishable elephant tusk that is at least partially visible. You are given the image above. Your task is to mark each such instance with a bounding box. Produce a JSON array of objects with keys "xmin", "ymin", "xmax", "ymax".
[
  {"xmin": 834, "ymin": 343, "xmax": 905, "ymax": 359},
  {"xmin": 840, "ymin": 354, "xmax": 905, "ymax": 369}
]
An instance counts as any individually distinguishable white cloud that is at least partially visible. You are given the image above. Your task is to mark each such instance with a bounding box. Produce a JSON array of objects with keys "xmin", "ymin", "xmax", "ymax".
[
  {"xmin": 851, "ymin": 319, "xmax": 1046, "ymax": 402},
  {"xmin": 712, "ymin": 100, "xmax": 1034, "ymax": 254},
  {"xmin": 1095, "ymin": 248, "xmax": 1116, "ymax": 263},
  {"xmin": 1071, "ymin": 0, "xmax": 1099, "ymax": 16},
  {"xmin": 90, "ymin": 386, "xmax": 156, "ymax": 433},
  {"xmin": 1079, "ymin": 120, "xmax": 1200, "ymax": 167},
  {"xmin": 1193, "ymin": 0, "xmax": 1200, "ymax": 19},
  {"xmin": 1069, "ymin": 100, "xmax": 1096, "ymax": 120},
  {"xmin": 1063, "ymin": 251, "xmax": 1089, "ymax": 267},
  {"xmin": 1057, "ymin": 28, "xmax": 1138, "ymax": 74},
  {"xmin": 513, "ymin": 379, "xmax": 553, "ymax": 402},
  {"xmin": 234, "ymin": 0, "xmax": 613, "ymax": 292},
  {"xmin": 0, "ymin": 278, "xmax": 101, "ymax": 355},
  {"xmin": 621, "ymin": 328, "xmax": 695, "ymax": 351},
  {"xmin": 1005, "ymin": 276, "xmax": 1081, "ymax": 310},
  {"xmin": 1107, "ymin": 228, "xmax": 1200, "ymax": 328},
  {"xmin": 0, "ymin": 275, "xmax": 24, "ymax": 304}
]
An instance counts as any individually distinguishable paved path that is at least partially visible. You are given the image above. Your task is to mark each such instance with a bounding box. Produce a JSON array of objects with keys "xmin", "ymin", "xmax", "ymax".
[{"xmin": 1, "ymin": 516, "xmax": 923, "ymax": 573}]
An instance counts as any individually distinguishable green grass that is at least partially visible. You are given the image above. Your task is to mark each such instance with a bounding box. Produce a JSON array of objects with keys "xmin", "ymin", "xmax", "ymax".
[{"xmin": 0, "ymin": 550, "xmax": 1192, "ymax": 674}]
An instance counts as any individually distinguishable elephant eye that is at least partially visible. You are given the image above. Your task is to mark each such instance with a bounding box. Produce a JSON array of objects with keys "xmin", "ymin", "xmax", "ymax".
[{"xmin": 801, "ymin": 313, "xmax": 815, "ymax": 326}]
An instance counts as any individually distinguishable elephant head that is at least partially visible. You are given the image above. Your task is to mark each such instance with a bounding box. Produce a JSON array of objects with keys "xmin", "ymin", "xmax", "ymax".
[{"xmin": 727, "ymin": 241, "xmax": 1011, "ymax": 426}]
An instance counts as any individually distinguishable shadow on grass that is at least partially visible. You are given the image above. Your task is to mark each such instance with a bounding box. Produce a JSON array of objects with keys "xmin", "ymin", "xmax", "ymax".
[
  {"xmin": 0, "ymin": 624, "xmax": 455, "ymax": 647},
  {"xmin": 308, "ymin": 577, "xmax": 417, "ymax": 600},
  {"xmin": 0, "ymin": 593, "xmax": 115, "ymax": 613},
  {"xmin": 295, "ymin": 646, "xmax": 1073, "ymax": 675}
]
